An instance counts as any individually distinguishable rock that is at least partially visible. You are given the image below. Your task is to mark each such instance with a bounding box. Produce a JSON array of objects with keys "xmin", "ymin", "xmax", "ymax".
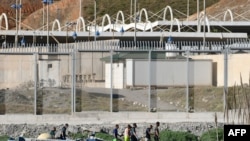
[{"xmin": 0, "ymin": 122, "xmax": 224, "ymax": 139}]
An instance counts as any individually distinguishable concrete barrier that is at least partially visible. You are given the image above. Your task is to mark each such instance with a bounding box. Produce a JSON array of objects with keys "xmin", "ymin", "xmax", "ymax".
[{"xmin": 0, "ymin": 112, "xmax": 225, "ymax": 125}]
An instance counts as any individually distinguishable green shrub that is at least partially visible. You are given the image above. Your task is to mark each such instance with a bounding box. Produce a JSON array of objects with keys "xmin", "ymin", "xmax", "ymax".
[
  {"xmin": 200, "ymin": 128, "xmax": 224, "ymax": 141},
  {"xmin": 159, "ymin": 129, "xmax": 198, "ymax": 141},
  {"xmin": 68, "ymin": 132, "xmax": 88, "ymax": 140},
  {"xmin": 0, "ymin": 135, "xmax": 10, "ymax": 141},
  {"xmin": 95, "ymin": 132, "xmax": 122, "ymax": 141}
]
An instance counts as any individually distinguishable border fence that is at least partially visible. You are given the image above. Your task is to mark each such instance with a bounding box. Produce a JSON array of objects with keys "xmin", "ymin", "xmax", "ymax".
[
  {"xmin": 1, "ymin": 38, "xmax": 250, "ymax": 53},
  {"xmin": 0, "ymin": 38, "xmax": 250, "ymax": 115}
]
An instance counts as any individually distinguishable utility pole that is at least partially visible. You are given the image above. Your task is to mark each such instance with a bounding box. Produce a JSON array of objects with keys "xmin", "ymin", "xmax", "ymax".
[
  {"xmin": 187, "ymin": 0, "xmax": 189, "ymax": 21},
  {"xmin": 79, "ymin": 0, "xmax": 82, "ymax": 18},
  {"xmin": 203, "ymin": 0, "xmax": 206, "ymax": 48},
  {"xmin": 15, "ymin": 0, "xmax": 18, "ymax": 47},
  {"xmin": 134, "ymin": 0, "xmax": 137, "ymax": 47},
  {"xmin": 19, "ymin": 0, "xmax": 22, "ymax": 30},
  {"xmin": 94, "ymin": 0, "xmax": 97, "ymax": 43}
]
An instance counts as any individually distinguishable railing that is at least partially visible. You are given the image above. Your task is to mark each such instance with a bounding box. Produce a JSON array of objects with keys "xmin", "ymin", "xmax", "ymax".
[{"xmin": 0, "ymin": 38, "xmax": 250, "ymax": 54}]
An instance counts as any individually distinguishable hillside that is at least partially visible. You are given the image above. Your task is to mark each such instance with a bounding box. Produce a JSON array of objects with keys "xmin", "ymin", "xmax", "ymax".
[
  {"xmin": 0, "ymin": 0, "xmax": 43, "ymax": 29},
  {"xmin": 189, "ymin": 0, "xmax": 250, "ymax": 21},
  {"xmin": 1, "ymin": 0, "xmax": 220, "ymax": 30},
  {"xmin": 3, "ymin": 0, "xmax": 250, "ymax": 31}
]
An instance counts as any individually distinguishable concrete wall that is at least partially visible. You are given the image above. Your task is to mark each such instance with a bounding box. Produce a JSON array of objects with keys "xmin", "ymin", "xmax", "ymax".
[
  {"xmin": 1, "ymin": 53, "xmax": 250, "ymax": 89},
  {"xmin": 0, "ymin": 112, "xmax": 225, "ymax": 125},
  {"xmin": 190, "ymin": 53, "xmax": 250, "ymax": 87},
  {"xmin": 105, "ymin": 62, "xmax": 124, "ymax": 89},
  {"xmin": 0, "ymin": 53, "xmax": 108, "ymax": 89},
  {"xmin": 0, "ymin": 55, "xmax": 35, "ymax": 88},
  {"xmin": 126, "ymin": 59, "xmax": 212, "ymax": 87}
]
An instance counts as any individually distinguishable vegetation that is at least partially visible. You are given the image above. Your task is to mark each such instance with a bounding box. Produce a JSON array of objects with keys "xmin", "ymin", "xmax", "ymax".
[
  {"xmin": 225, "ymin": 76, "xmax": 250, "ymax": 124},
  {"xmin": 159, "ymin": 129, "xmax": 198, "ymax": 141},
  {"xmin": 68, "ymin": 132, "xmax": 88, "ymax": 140},
  {"xmin": 0, "ymin": 135, "xmax": 10, "ymax": 141},
  {"xmin": 84, "ymin": 0, "xmax": 219, "ymax": 22},
  {"xmin": 158, "ymin": 86, "xmax": 224, "ymax": 112},
  {"xmin": 95, "ymin": 132, "xmax": 117, "ymax": 141},
  {"xmin": 200, "ymin": 128, "xmax": 224, "ymax": 141}
]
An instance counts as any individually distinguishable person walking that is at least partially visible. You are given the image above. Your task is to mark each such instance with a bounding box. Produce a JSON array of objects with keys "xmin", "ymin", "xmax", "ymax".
[
  {"xmin": 130, "ymin": 123, "xmax": 138, "ymax": 141},
  {"xmin": 145, "ymin": 125, "xmax": 153, "ymax": 141},
  {"xmin": 60, "ymin": 123, "xmax": 69, "ymax": 140},
  {"xmin": 154, "ymin": 122, "xmax": 160, "ymax": 141},
  {"xmin": 124, "ymin": 124, "xmax": 132, "ymax": 141},
  {"xmin": 113, "ymin": 124, "xmax": 122, "ymax": 141}
]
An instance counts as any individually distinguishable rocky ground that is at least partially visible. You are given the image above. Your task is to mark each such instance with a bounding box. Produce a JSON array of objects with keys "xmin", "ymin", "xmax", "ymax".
[{"xmin": 0, "ymin": 122, "xmax": 224, "ymax": 140}]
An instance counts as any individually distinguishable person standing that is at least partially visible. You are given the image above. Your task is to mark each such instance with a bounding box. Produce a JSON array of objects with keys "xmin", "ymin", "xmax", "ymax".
[
  {"xmin": 130, "ymin": 123, "xmax": 138, "ymax": 141},
  {"xmin": 124, "ymin": 124, "xmax": 132, "ymax": 141},
  {"xmin": 49, "ymin": 127, "xmax": 56, "ymax": 139},
  {"xmin": 154, "ymin": 122, "xmax": 160, "ymax": 141},
  {"xmin": 145, "ymin": 125, "xmax": 153, "ymax": 141},
  {"xmin": 60, "ymin": 123, "xmax": 69, "ymax": 140}
]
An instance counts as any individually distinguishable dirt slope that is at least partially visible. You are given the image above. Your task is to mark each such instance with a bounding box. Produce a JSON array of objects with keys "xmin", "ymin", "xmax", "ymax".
[
  {"xmin": 2, "ymin": 0, "xmax": 250, "ymax": 30},
  {"xmin": 189, "ymin": 0, "xmax": 250, "ymax": 20},
  {"xmin": 0, "ymin": 0, "xmax": 43, "ymax": 29}
]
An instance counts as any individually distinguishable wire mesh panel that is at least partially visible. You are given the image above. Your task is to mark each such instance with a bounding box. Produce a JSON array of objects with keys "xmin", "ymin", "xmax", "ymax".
[
  {"xmin": 0, "ymin": 54, "xmax": 35, "ymax": 114},
  {"xmin": 1, "ymin": 38, "xmax": 250, "ymax": 114}
]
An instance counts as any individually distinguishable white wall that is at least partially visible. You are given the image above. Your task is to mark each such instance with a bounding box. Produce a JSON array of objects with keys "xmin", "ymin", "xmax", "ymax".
[
  {"xmin": 126, "ymin": 59, "xmax": 212, "ymax": 87},
  {"xmin": 105, "ymin": 62, "xmax": 124, "ymax": 89},
  {"xmin": 0, "ymin": 55, "xmax": 34, "ymax": 88},
  {"xmin": 191, "ymin": 53, "xmax": 250, "ymax": 87},
  {"xmin": 38, "ymin": 60, "xmax": 61, "ymax": 87}
]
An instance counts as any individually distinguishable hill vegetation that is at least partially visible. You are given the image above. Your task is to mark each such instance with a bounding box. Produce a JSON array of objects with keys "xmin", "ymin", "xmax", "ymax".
[{"xmin": 1, "ymin": 0, "xmax": 219, "ymax": 30}]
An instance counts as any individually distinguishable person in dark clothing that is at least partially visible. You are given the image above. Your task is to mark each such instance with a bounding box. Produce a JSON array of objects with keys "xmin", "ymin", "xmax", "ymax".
[
  {"xmin": 130, "ymin": 123, "xmax": 138, "ymax": 141},
  {"xmin": 50, "ymin": 127, "xmax": 56, "ymax": 139},
  {"xmin": 145, "ymin": 125, "xmax": 153, "ymax": 141},
  {"xmin": 113, "ymin": 124, "xmax": 122, "ymax": 140},
  {"xmin": 60, "ymin": 123, "xmax": 69, "ymax": 140},
  {"xmin": 154, "ymin": 122, "xmax": 160, "ymax": 141}
]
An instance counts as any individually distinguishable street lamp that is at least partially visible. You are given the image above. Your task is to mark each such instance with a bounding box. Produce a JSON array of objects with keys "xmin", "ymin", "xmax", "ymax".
[
  {"xmin": 19, "ymin": 0, "xmax": 22, "ymax": 30},
  {"xmin": 11, "ymin": 0, "xmax": 22, "ymax": 47},
  {"xmin": 66, "ymin": 22, "xmax": 77, "ymax": 47},
  {"xmin": 42, "ymin": 0, "xmax": 54, "ymax": 47},
  {"xmin": 95, "ymin": 30, "xmax": 100, "ymax": 36},
  {"xmin": 187, "ymin": 0, "xmax": 189, "ymax": 21},
  {"xmin": 20, "ymin": 36, "xmax": 25, "ymax": 46},
  {"xmin": 120, "ymin": 26, "xmax": 125, "ymax": 35},
  {"xmin": 203, "ymin": 0, "xmax": 206, "ymax": 48},
  {"xmin": 134, "ymin": 0, "xmax": 137, "ymax": 47},
  {"xmin": 94, "ymin": 0, "xmax": 97, "ymax": 42},
  {"xmin": 72, "ymin": 31, "xmax": 77, "ymax": 41},
  {"xmin": 167, "ymin": 36, "xmax": 173, "ymax": 43},
  {"xmin": 130, "ymin": 0, "xmax": 133, "ymax": 23},
  {"xmin": 197, "ymin": 0, "xmax": 199, "ymax": 21},
  {"xmin": 79, "ymin": 0, "xmax": 82, "ymax": 18}
]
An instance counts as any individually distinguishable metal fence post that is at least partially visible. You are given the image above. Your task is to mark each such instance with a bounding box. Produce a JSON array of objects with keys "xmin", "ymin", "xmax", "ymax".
[
  {"xmin": 186, "ymin": 50, "xmax": 190, "ymax": 112},
  {"xmin": 224, "ymin": 44, "xmax": 229, "ymax": 114},
  {"xmin": 71, "ymin": 49, "xmax": 76, "ymax": 115},
  {"xmin": 148, "ymin": 50, "xmax": 151, "ymax": 112},
  {"xmin": 34, "ymin": 53, "xmax": 37, "ymax": 115},
  {"xmin": 110, "ymin": 49, "xmax": 113, "ymax": 112}
]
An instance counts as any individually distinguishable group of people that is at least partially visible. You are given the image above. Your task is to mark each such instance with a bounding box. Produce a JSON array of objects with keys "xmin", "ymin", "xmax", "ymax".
[
  {"xmin": 49, "ymin": 123, "xmax": 69, "ymax": 140},
  {"xmin": 145, "ymin": 122, "xmax": 160, "ymax": 141},
  {"xmin": 113, "ymin": 121, "xmax": 160, "ymax": 141}
]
